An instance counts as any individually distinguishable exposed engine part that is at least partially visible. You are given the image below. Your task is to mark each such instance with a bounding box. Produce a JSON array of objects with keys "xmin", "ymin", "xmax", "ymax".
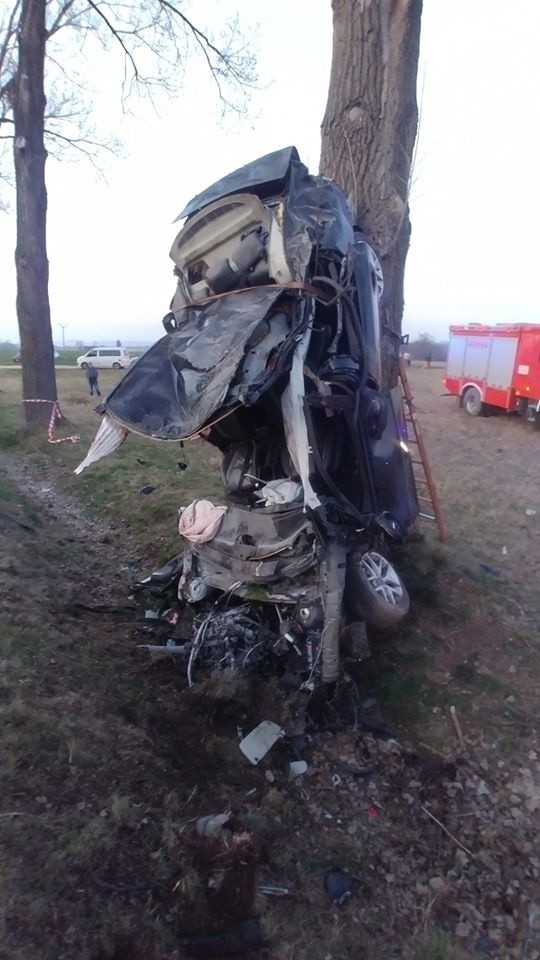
[{"xmin": 186, "ymin": 606, "xmax": 277, "ymax": 685}]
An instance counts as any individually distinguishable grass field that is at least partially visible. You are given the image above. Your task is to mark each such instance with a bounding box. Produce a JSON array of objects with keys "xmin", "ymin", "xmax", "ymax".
[{"xmin": 0, "ymin": 365, "xmax": 538, "ymax": 960}]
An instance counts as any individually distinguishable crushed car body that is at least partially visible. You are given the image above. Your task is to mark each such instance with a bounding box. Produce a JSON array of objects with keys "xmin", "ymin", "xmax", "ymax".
[{"xmin": 77, "ymin": 146, "xmax": 419, "ymax": 704}]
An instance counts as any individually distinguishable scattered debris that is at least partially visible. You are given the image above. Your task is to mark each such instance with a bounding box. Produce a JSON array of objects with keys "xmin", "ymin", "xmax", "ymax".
[
  {"xmin": 289, "ymin": 760, "xmax": 308, "ymax": 778},
  {"xmin": 138, "ymin": 484, "xmax": 156, "ymax": 495},
  {"xmin": 195, "ymin": 810, "xmax": 231, "ymax": 838},
  {"xmin": 478, "ymin": 562, "xmax": 503, "ymax": 578},
  {"xmin": 121, "ymin": 559, "xmax": 142, "ymax": 572},
  {"xmin": 324, "ymin": 868, "xmax": 354, "ymax": 906},
  {"xmin": 525, "ymin": 508, "xmax": 537, "ymax": 516},
  {"xmin": 450, "ymin": 704, "xmax": 466, "ymax": 752},
  {"xmin": 501, "ymin": 545, "xmax": 508, "ymax": 556},
  {"xmin": 144, "ymin": 609, "xmax": 161, "ymax": 621},
  {"xmin": 181, "ymin": 918, "xmax": 265, "ymax": 957},
  {"xmin": 239, "ymin": 721, "xmax": 285, "ymax": 765},
  {"xmin": 258, "ymin": 883, "xmax": 289, "ymax": 897}
]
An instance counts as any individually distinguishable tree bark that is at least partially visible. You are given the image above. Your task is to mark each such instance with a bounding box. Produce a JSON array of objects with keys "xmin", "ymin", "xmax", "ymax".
[
  {"xmin": 320, "ymin": 0, "xmax": 422, "ymax": 387},
  {"xmin": 12, "ymin": 0, "xmax": 57, "ymax": 427}
]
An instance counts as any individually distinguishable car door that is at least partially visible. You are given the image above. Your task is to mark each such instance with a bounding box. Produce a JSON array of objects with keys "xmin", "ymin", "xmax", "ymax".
[{"xmin": 98, "ymin": 349, "xmax": 116, "ymax": 368}]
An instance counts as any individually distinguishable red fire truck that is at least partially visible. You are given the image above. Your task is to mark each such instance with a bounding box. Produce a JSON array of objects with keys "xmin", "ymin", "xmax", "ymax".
[{"xmin": 443, "ymin": 323, "xmax": 540, "ymax": 428}]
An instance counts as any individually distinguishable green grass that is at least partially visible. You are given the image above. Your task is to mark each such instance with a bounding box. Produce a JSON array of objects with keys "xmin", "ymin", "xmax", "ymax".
[{"xmin": 0, "ymin": 368, "xmax": 221, "ymax": 564}]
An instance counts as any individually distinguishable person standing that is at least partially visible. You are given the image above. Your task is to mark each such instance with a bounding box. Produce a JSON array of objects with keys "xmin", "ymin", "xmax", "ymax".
[
  {"xmin": 424, "ymin": 353, "xmax": 432, "ymax": 370},
  {"xmin": 403, "ymin": 350, "xmax": 411, "ymax": 367},
  {"xmin": 86, "ymin": 362, "xmax": 101, "ymax": 397}
]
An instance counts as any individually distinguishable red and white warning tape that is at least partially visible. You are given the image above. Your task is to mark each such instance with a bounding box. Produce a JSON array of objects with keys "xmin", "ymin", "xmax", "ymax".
[{"xmin": 24, "ymin": 399, "xmax": 80, "ymax": 444}]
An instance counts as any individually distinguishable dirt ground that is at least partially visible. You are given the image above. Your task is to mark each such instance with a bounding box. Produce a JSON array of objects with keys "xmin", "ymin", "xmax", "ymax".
[{"xmin": 0, "ymin": 366, "xmax": 539, "ymax": 960}]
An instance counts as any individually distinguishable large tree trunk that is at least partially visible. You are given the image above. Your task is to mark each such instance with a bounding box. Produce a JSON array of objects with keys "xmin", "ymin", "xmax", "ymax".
[
  {"xmin": 12, "ymin": 0, "xmax": 57, "ymax": 427},
  {"xmin": 320, "ymin": 0, "xmax": 422, "ymax": 387}
]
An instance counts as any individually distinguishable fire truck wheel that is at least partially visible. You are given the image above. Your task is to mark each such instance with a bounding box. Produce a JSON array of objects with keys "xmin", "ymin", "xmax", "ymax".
[
  {"xmin": 463, "ymin": 386, "xmax": 484, "ymax": 417},
  {"xmin": 534, "ymin": 412, "xmax": 540, "ymax": 431},
  {"xmin": 345, "ymin": 550, "xmax": 410, "ymax": 629}
]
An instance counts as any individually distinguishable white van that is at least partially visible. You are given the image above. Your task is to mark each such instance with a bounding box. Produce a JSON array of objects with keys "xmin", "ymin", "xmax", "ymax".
[{"xmin": 77, "ymin": 347, "xmax": 131, "ymax": 370}]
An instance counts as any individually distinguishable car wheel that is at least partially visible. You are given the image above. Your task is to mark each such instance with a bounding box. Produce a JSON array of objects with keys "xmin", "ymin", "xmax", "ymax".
[
  {"xmin": 113, "ymin": 362, "xmax": 121, "ymax": 369},
  {"xmin": 462, "ymin": 386, "xmax": 484, "ymax": 417},
  {"xmin": 80, "ymin": 362, "xmax": 88, "ymax": 369},
  {"xmin": 345, "ymin": 550, "xmax": 409, "ymax": 629}
]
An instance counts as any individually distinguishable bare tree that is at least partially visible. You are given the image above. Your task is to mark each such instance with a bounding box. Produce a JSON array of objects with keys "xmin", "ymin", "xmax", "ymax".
[
  {"xmin": 0, "ymin": 0, "xmax": 256, "ymax": 427},
  {"xmin": 320, "ymin": 0, "xmax": 422, "ymax": 387}
]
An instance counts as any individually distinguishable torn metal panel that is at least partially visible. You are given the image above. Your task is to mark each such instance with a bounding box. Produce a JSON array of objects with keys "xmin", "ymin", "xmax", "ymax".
[
  {"xmin": 103, "ymin": 287, "xmax": 284, "ymax": 440},
  {"xmin": 280, "ymin": 319, "xmax": 320, "ymax": 512},
  {"xmin": 185, "ymin": 503, "xmax": 319, "ymax": 587}
]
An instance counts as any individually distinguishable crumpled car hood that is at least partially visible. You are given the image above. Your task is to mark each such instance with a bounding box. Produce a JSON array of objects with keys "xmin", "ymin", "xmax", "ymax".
[{"xmin": 104, "ymin": 287, "xmax": 284, "ymax": 439}]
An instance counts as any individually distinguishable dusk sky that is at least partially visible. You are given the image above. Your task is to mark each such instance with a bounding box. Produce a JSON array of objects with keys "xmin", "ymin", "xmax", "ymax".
[{"xmin": 1, "ymin": 0, "xmax": 539, "ymax": 345}]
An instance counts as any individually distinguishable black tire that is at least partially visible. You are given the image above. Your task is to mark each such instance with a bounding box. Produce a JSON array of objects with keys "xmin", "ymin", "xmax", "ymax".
[
  {"xmin": 534, "ymin": 411, "xmax": 540, "ymax": 432},
  {"xmin": 462, "ymin": 386, "xmax": 484, "ymax": 417},
  {"xmin": 113, "ymin": 362, "xmax": 121, "ymax": 369},
  {"xmin": 345, "ymin": 550, "xmax": 409, "ymax": 629},
  {"xmin": 80, "ymin": 362, "xmax": 88, "ymax": 369}
]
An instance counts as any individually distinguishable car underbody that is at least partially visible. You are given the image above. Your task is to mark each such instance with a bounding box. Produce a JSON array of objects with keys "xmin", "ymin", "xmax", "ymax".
[{"xmin": 76, "ymin": 146, "xmax": 419, "ymax": 719}]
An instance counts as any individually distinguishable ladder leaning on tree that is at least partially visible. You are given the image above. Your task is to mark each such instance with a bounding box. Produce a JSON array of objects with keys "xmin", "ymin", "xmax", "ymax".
[{"xmin": 399, "ymin": 360, "xmax": 447, "ymax": 543}]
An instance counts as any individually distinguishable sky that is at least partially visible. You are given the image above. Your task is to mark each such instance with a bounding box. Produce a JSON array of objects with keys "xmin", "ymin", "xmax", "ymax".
[{"xmin": 1, "ymin": 0, "xmax": 539, "ymax": 346}]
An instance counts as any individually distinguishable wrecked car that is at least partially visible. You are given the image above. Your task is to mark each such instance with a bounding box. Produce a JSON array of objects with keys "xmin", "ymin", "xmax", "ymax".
[{"xmin": 76, "ymin": 146, "xmax": 418, "ymax": 701}]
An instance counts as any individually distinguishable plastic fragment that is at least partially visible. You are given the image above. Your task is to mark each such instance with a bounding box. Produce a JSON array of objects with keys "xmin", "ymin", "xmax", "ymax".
[
  {"xmin": 258, "ymin": 883, "xmax": 289, "ymax": 896},
  {"xmin": 324, "ymin": 868, "xmax": 353, "ymax": 906},
  {"xmin": 289, "ymin": 760, "xmax": 308, "ymax": 778},
  {"xmin": 144, "ymin": 609, "xmax": 160, "ymax": 620},
  {"xmin": 196, "ymin": 810, "xmax": 231, "ymax": 838},
  {"xmin": 239, "ymin": 720, "xmax": 285, "ymax": 765}
]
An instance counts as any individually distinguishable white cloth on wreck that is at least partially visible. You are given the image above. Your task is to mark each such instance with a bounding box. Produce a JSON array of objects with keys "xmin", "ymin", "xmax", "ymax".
[
  {"xmin": 178, "ymin": 499, "xmax": 227, "ymax": 543},
  {"xmin": 74, "ymin": 414, "xmax": 128, "ymax": 475},
  {"xmin": 256, "ymin": 479, "xmax": 303, "ymax": 506}
]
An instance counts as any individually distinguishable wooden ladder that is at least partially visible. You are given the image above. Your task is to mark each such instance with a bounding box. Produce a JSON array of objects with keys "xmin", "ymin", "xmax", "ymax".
[{"xmin": 399, "ymin": 360, "xmax": 447, "ymax": 543}]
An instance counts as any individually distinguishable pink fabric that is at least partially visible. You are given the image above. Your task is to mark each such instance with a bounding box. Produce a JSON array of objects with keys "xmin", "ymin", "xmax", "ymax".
[{"xmin": 178, "ymin": 499, "xmax": 227, "ymax": 543}]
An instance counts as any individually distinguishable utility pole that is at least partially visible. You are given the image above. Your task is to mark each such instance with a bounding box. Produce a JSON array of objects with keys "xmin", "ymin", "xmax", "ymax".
[{"xmin": 59, "ymin": 323, "xmax": 68, "ymax": 350}]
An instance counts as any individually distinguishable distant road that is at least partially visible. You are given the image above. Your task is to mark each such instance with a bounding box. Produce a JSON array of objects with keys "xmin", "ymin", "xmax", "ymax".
[{"xmin": 0, "ymin": 364, "xmax": 80, "ymax": 370}]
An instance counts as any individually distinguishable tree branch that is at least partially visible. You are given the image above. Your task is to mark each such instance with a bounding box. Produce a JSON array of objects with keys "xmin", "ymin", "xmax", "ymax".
[
  {"xmin": 0, "ymin": 0, "xmax": 21, "ymax": 102},
  {"xmin": 44, "ymin": 125, "xmax": 119, "ymax": 157},
  {"xmin": 84, "ymin": 0, "xmax": 141, "ymax": 92},
  {"xmin": 46, "ymin": 0, "xmax": 78, "ymax": 38}
]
